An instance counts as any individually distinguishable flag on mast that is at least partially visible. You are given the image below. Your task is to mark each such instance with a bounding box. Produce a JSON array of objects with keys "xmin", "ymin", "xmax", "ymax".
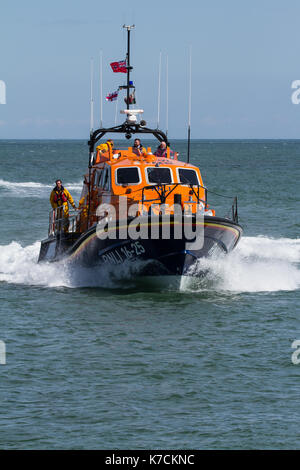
[
  {"xmin": 110, "ymin": 60, "xmax": 127, "ymax": 73},
  {"xmin": 106, "ymin": 90, "xmax": 119, "ymax": 102}
]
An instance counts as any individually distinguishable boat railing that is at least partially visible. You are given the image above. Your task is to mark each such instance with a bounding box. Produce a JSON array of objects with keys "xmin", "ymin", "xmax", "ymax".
[
  {"xmin": 141, "ymin": 183, "xmax": 239, "ymax": 223},
  {"xmin": 141, "ymin": 183, "xmax": 206, "ymax": 206},
  {"xmin": 207, "ymin": 190, "xmax": 239, "ymax": 223},
  {"xmin": 48, "ymin": 185, "xmax": 239, "ymax": 237},
  {"xmin": 48, "ymin": 208, "xmax": 81, "ymax": 237}
]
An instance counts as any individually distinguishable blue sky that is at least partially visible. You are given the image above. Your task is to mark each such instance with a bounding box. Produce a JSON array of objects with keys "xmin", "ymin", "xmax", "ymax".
[{"xmin": 1, "ymin": 0, "xmax": 300, "ymax": 139}]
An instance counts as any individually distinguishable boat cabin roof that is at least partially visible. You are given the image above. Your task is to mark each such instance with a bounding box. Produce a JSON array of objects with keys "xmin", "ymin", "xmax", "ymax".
[
  {"xmin": 92, "ymin": 146, "xmax": 200, "ymax": 171},
  {"xmin": 84, "ymin": 145, "xmax": 204, "ymax": 197}
]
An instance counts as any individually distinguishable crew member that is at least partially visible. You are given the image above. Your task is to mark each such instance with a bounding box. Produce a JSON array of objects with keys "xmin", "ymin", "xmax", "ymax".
[
  {"xmin": 132, "ymin": 138, "xmax": 146, "ymax": 156},
  {"xmin": 50, "ymin": 179, "xmax": 76, "ymax": 232},
  {"xmin": 95, "ymin": 139, "xmax": 114, "ymax": 163},
  {"xmin": 154, "ymin": 141, "xmax": 167, "ymax": 157}
]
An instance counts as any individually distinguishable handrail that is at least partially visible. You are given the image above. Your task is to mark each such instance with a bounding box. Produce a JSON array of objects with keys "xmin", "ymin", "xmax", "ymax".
[
  {"xmin": 48, "ymin": 183, "xmax": 239, "ymax": 238},
  {"xmin": 48, "ymin": 208, "xmax": 81, "ymax": 236},
  {"xmin": 141, "ymin": 182, "xmax": 239, "ymax": 223}
]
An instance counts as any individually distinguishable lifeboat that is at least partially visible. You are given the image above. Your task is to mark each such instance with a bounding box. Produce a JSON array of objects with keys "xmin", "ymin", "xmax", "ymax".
[{"xmin": 38, "ymin": 27, "xmax": 243, "ymax": 282}]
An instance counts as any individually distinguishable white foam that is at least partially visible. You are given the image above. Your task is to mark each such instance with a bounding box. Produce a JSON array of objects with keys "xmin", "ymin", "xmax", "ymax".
[
  {"xmin": 0, "ymin": 241, "xmax": 133, "ymax": 289},
  {"xmin": 0, "ymin": 236, "xmax": 299, "ymax": 292},
  {"xmin": 65, "ymin": 183, "xmax": 83, "ymax": 192},
  {"xmin": 235, "ymin": 236, "xmax": 300, "ymax": 263},
  {"xmin": 0, "ymin": 179, "xmax": 51, "ymax": 189},
  {"xmin": 0, "ymin": 179, "xmax": 83, "ymax": 197},
  {"xmin": 182, "ymin": 236, "xmax": 300, "ymax": 293},
  {"xmin": 0, "ymin": 241, "xmax": 70, "ymax": 288}
]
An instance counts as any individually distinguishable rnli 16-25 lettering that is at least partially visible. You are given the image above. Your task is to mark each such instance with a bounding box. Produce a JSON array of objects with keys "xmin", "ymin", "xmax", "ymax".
[{"xmin": 100, "ymin": 241, "xmax": 145, "ymax": 264}]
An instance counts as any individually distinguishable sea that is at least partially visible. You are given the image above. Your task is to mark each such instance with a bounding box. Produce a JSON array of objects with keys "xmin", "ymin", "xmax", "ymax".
[{"xmin": 0, "ymin": 139, "xmax": 299, "ymax": 450}]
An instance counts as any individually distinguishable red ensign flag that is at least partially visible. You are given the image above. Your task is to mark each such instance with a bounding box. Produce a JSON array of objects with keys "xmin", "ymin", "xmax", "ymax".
[{"xmin": 110, "ymin": 60, "xmax": 127, "ymax": 73}]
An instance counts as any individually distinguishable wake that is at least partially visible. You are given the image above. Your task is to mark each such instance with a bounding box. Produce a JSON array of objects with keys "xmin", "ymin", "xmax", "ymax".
[
  {"xmin": 0, "ymin": 241, "xmax": 132, "ymax": 289},
  {"xmin": 181, "ymin": 236, "xmax": 300, "ymax": 292},
  {"xmin": 0, "ymin": 236, "xmax": 299, "ymax": 292},
  {"xmin": 0, "ymin": 179, "xmax": 82, "ymax": 197}
]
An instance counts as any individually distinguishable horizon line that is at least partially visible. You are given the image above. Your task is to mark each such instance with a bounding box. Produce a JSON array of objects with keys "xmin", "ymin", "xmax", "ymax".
[{"xmin": 1, "ymin": 137, "xmax": 300, "ymax": 141}]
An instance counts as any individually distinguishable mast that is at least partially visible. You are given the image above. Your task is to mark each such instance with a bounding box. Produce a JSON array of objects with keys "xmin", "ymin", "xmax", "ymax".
[
  {"xmin": 123, "ymin": 24, "xmax": 135, "ymax": 110},
  {"xmin": 187, "ymin": 46, "xmax": 192, "ymax": 164},
  {"xmin": 90, "ymin": 57, "xmax": 94, "ymax": 133},
  {"xmin": 166, "ymin": 54, "xmax": 169, "ymax": 137},
  {"xmin": 100, "ymin": 50, "xmax": 103, "ymax": 128},
  {"xmin": 157, "ymin": 51, "xmax": 162, "ymax": 129},
  {"xmin": 88, "ymin": 25, "xmax": 170, "ymax": 154}
]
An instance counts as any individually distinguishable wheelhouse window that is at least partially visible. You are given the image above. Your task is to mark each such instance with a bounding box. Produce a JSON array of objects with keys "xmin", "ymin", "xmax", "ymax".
[
  {"xmin": 146, "ymin": 167, "xmax": 173, "ymax": 184},
  {"xmin": 178, "ymin": 168, "xmax": 199, "ymax": 185},
  {"xmin": 94, "ymin": 169, "xmax": 102, "ymax": 187},
  {"xmin": 116, "ymin": 167, "xmax": 141, "ymax": 185},
  {"xmin": 100, "ymin": 166, "xmax": 111, "ymax": 191}
]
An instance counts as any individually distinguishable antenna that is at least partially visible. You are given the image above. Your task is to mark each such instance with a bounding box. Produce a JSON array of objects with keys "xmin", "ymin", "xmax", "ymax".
[
  {"xmin": 88, "ymin": 57, "xmax": 94, "ymax": 230},
  {"xmin": 157, "ymin": 51, "xmax": 162, "ymax": 129},
  {"xmin": 123, "ymin": 24, "xmax": 135, "ymax": 110},
  {"xmin": 100, "ymin": 51, "xmax": 103, "ymax": 127},
  {"xmin": 114, "ymin": 92, "xmax": 119, "ymax": 126},
  {"xmin": 90, "ymin": 57, "xmax": 94, "ymax": 133},
  {"xmin": 166, "ymin": 54, "xmax": 169, "ymax": 136},
  {"xmin": 187, "ymin": 46, "xmax": 192, "ymax": 163}
]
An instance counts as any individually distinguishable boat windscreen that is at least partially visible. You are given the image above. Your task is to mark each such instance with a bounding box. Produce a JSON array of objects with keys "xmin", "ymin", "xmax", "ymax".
[
  {"xmin": 116, "ymin": 167, "xmax": 140, "ymax": 184},
  {"xmin": 147, "ymin": 167, "xmax": 172, "ymax": 184},
  {"xmin": 178, "ymin": 168, "xmax": 199, "ymax": 185}
]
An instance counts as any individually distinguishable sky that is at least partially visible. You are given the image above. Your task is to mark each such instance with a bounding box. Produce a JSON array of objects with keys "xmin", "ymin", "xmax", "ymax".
[{"xmin": 1, "ymin": 0, "xmax": 300, "ymax": 139}]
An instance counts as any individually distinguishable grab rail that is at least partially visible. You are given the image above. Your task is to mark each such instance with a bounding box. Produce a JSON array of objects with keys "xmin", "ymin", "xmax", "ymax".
[
  {"xmin": 141, "ymin": 182, "xmax": 239, "ymax": 223},
  {"xmin": 48, "ymin": 208, "xmax": 80, "ymax": 236},
  {"xmin": 48, "ymin": 185, "xmax": 239, "ymax": 237}
]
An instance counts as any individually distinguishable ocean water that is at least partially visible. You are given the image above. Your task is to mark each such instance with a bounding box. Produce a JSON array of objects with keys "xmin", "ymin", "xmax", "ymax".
[{"xmin": 0, "ymin": 139, "xmax": 299, "ymax": 449}]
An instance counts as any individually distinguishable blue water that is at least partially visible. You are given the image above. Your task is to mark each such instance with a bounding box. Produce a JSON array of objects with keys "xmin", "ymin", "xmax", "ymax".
[{"xmin": 0, "ymin": 139, "xmax": 300, "ymax": 449}]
